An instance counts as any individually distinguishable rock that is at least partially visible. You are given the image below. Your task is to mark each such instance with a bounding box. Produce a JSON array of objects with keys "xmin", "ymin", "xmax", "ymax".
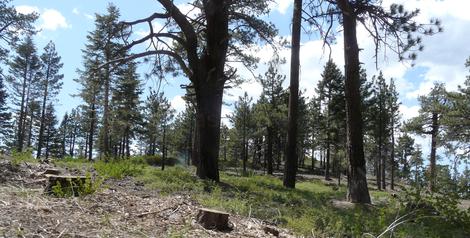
[
  {"xmin": 263, "ymin": 226, "xmax": 280, "ymax": 237},
  {"xmin": 196, "ymin": 208, "xmax": 230, "ymax": 231}
]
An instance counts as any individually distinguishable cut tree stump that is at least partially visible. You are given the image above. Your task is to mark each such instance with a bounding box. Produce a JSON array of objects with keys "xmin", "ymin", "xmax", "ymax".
[
  {"xmin": 196, "ymin": 208, "xmax": 230, "ymax": 231},
  {"xmin": 44, "ymin": 175, "xmax": 87, "ymax": 196}
]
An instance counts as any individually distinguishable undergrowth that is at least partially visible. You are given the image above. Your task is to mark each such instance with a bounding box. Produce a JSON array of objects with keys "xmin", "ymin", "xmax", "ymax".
[{"xmin": 55, "ymin": 157, "xmax": 470, "ymax": 237}]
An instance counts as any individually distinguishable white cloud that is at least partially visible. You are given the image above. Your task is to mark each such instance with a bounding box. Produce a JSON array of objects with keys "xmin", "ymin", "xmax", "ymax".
[
  {"xmin": 170, "ymin": 95, "xmax": 186, "ymax": 113},
  {"xmin": 40, "ymin": 9, "xmax": 71, "ymax": 31},
  {"xmin": 15, "ymin": 5, "xmax": 39, "ymax": 15},
  {"xmin": 270, "ymin": 0, "xmax": 292, "ymax": 15},
  {"xmin": 16, "ymin": 6, "xmax": 70, "ymax": 31},
  {"xmin": 84, "ymin": 13, "xmax": 94, "ymax": 20},
  {"xmin": 399, "ymin": 105, "xmax": 420, "ymax": 121},
  {"xmin": 72, "ymin": 8, "xmax": 79, "ymax": 15}
]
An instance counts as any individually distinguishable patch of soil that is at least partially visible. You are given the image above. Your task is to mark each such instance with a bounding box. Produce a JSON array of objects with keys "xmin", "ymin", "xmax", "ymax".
[{"xmin": 0, "ymin": 159, "xmax": 295, "ymax": 237}]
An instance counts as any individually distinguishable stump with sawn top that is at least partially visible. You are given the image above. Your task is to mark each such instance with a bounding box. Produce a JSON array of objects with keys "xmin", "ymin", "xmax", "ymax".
[{"xmin": 196, "ymin": 208, "xmax": 230, "ymax": 231}]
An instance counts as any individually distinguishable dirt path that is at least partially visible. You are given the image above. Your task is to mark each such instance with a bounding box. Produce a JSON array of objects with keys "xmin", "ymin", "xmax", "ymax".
[{"xmin": 0, "ymin": 160, "xmax": 294, "ymax": 238}]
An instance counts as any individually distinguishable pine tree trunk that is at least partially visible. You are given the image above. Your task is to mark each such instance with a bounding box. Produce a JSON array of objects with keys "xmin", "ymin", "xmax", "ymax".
[
  {"xmin": 37, "ymin": 77, "xmax": 49, "ymax": 159},
  {"xmin": 27, "ymin": 108, "xmax": 34, "ymax": 148},
  {"xmin": 325, "ymin": 141, "xmax": 331, "ymax": 180},
  {"xmin": 17, "ymin": 67, "xmax": 29, "ymax": 152},
  {"xmin": 195, "ymin": 86, "xmax": 223, "ymax": 181},
  {"xmin": 88, "ymin": 100, "xmax": 96, "ymax": 161},
  {"xmin": 162, "ymin": 124, "xmax": 166, "ymax": 171},
  {"xmin": 267, "ymin": 126, "xmax": 274, "ymax": 175},
  {"xmin": 339, "ymin": 0, "xmax": 371, "ymax": 203},
  {"xmin": 377, "ymin": 142, "xmax": 382, "ymax": 190},
  {"xmin": 429, "ymin": 112, "xmax": 438, "ymax": 192},
  {"xmin": 390, "ymin": 127, "xmax": 395, "ymax": 190},
  {"xmin": 283, "ymin": 0, "xmax": 302, "ymax": 188},
  {"xmin": 102, "ymin": 64, "xmax": 111, "ymax": 159}
]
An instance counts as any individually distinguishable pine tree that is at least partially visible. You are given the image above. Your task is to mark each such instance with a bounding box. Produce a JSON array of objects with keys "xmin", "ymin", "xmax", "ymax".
[
  {"xmin": 316, "ymin": 60, "xmax": 346, "ymax": 181},
  {"xmin": 257, "ymin": 56, "xmax": 286, "ymax": 175},
  {"xmin": 36, "ymin": 41, "xmax": 63, "ymax": 159},
  {"xmin": 0, "ymin": 72, "xmax": 11, "ymax": 146},
  {"xmin": 229, "ymin": 92, "xmax": 253, "ymax": 175},
  {"xmin": 396, "ymin": 133, "xmax": 415, "ymax": 182},
  {"xmin": 284, "ymin": 0, "xmax": 302, "ymax": 188},
  {"xmin": 42, "ymin": 103, "xmax": 61, "ymax": 160},
  {"xmin": 305, "ymin": 0, "xmax": 441, "ymax": 203},
  {"xmin": 406, "ymin": 83, "xmax": 448, "ymax": 191},
  {"xmin": 110, "ymin": 61, "xmax": 142, "ymax": 158},
  {"xmin": 388, "ymin": 78, "xmax": 401, "ymax": 190},
  {"xmin": 91, "ymin": 4, "xmax": 123, "ymax": 158},
  {"xmin": 370, "ymin": 72, "xmax": 391, "ymax": 190},
  {"xmin": 6, "ymin": 35, "xmax": 41, "ymax": 152},
  {"xmin": 0, "ymin": 0, "xmax": 37, "ymax": 60}
]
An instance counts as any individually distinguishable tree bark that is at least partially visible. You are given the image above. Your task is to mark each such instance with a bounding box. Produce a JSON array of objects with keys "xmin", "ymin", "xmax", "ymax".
[
  {"xmin": 390, "ymin": 124, "xmax": 395, "ymax": 190},
  {"xmin": 267, "ymin": 126, "xmax": 274, "ymax": 175},
  {"xmin": 429, "ymin": 112, "xmax": 438, "ymax": 192},
  {"xmin": 88, "ymin": 99, "xmax": 96, "ymax": 161},
  {"xmin": 37, "ymin": 69, "xmax": 50, "ymax": 159},
  {"xmin": 195, "ymin": 86, "xmax": 223, "ymax": 181},
  {"xmin": 283, "ymin": 0, "xmax": 302, "ymax": 188},
  {"xmin": 338, "ymin": 0, "xmax": 371, "ymax": 203}
]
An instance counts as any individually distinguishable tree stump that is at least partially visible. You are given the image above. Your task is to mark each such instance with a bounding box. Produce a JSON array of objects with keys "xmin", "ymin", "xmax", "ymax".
[
  {"xmin": 196, "ymin": 208, "xmax": 230, "ymax": 231},
  {"xmin": 44, "ymin": 175, "xmax": 87, "ymax": 196}
]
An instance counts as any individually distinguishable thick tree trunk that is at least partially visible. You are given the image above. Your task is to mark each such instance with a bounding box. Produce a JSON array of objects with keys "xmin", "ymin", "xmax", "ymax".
[
  {"xmin": 195, "ymin": 86, "xmax": 223, "ymax": 181},
  {"xmin": 283, "ymin": 0, "xmax": 302, "ymax": 188},
  {"xmin": 191, "ymin": 116, "xmax": 199, "ymax": 166},
  {"xmin": 193, "ymin": 0, "xmax": 229, "ymax": 182},
  {"xmin": 429, "ymin": 112, "xmax": 438, "ymax": 192},
  {"xmin": 339, "ymin": 0, "xmax": 371, "ymax": 203}
]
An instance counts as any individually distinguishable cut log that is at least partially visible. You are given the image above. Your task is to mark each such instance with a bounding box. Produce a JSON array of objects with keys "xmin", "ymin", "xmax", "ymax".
[
  {"xmin": 196, "ymin": 208, "xmax": 230, "ymax": 231},
  {"xmin": 44, "ymin": 175, "xmax": 88, "ymax": 196},
  {"xmin": 41, "ymin": 168, "xmax": 61, "ymax": 176}
]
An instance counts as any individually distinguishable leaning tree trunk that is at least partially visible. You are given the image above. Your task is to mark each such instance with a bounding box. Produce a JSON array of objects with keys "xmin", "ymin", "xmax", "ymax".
[
  {"xmin": 283, "ymin": 0, "xmax": 302, "ymax": 188},
  {"xmin": 429, "ymin": 112, "xmax": 439, "ymax": 192},
  {"xmin": 339, "ymin": 0, "xmax": 371, "ymax": 203}
]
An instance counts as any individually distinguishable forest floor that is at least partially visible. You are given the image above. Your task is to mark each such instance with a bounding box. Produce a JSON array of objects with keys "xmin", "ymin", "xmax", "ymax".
[
  {"xmin": 0, "ymin": 158, "xmax": 294, "ymax": 238},
  {"xmin": 1, "ymin": 155, "xmax": 469, "ymax": 237}
]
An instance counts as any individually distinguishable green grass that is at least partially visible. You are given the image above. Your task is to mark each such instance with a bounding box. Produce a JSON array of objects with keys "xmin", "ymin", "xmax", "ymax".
[{"xmin": 54, "ymin": 158, "xmax": 469, "ymax": 237}]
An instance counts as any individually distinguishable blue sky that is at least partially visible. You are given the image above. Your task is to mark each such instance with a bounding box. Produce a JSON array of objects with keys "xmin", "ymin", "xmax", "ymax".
[{"xmin": 11, "ymin": 0, "xmax": 470, "ymax": 169}]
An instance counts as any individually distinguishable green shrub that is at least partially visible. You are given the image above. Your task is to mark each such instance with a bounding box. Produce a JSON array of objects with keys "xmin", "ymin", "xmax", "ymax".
[
  {"xmin": 138, "ymin": 155, "xmax": 179, "ymax": 167},
  {"xmin": 94, "ymin": 159, "xmax": 145, "ymax": 179},
  {"xmin": 11, "ymin": 148, "xmax": 35, "ymax": 165}
]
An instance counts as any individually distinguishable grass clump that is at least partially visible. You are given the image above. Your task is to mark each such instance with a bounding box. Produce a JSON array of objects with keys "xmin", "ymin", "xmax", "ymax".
[
  {"xmin": 93, "ymin": 159, "xmax": 145, "ymax": 179},
  {"xmin": 11, "ymin": 148, "xmax": 36, "ymax": 165}
]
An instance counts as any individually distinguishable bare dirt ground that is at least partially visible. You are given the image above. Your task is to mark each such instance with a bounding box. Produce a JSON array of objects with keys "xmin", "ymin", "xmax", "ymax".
[{"xmin": 0, "ymin": 159, "xmax": 294, "ymax": 238}]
